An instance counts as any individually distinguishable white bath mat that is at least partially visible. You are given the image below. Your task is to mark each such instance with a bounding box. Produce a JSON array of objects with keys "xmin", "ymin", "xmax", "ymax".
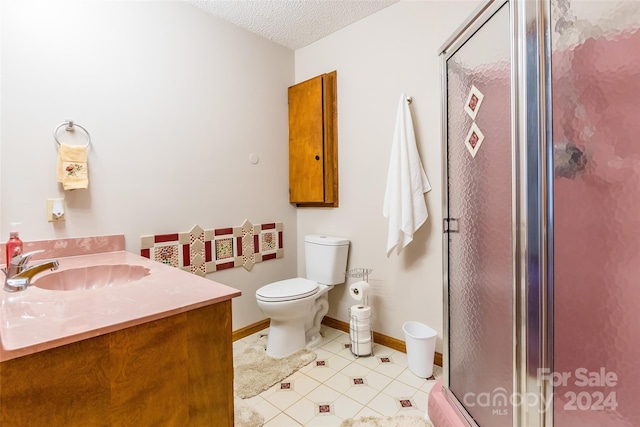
[
  {"xmin": 234, "ymin": 336, "xmax": 317, "ymax": 399},
  {"xmin": 340, "ymin": 415, "xmax": 434, "ymax": 427}
]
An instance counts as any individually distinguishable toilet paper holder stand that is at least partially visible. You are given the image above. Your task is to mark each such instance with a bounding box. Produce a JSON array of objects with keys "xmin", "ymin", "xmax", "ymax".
[
  {"xmin": 346, "ymin": 267, "xmax": 372, "ymax": 305},
  {"xmin": 345, "ymin": 267, "xmax": 373, "ymax": 282},
  {"xmin": 346, "ymin": 268, "xmax": 374, "ymax": 357}
]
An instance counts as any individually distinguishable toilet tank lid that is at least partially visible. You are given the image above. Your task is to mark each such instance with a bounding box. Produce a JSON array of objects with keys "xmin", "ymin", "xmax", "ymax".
[{"xmin": 305, "ymin": 235, "xmax": 349, "ymax": 246}]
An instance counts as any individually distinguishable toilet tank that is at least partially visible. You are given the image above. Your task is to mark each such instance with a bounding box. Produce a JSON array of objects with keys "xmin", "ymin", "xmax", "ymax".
[{"xmin": 304, "ymin": 235, "xmax": 350, "ymax": 285}]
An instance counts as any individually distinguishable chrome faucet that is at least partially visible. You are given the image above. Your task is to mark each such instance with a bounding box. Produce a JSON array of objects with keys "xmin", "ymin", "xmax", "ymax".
[{"xmin": 2, "ymin": 250, "xmax": 59, "ymax": 292}]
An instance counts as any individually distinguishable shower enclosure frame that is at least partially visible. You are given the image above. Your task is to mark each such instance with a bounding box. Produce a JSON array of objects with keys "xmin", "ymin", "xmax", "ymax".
[{"xmin": 439, "ymin": 0, "xmax": 553, "ymax": 426}]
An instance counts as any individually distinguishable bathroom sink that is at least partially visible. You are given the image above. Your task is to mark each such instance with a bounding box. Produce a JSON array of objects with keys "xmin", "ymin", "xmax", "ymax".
[{"xmin": 33, "ymin": 264, "xmax": 151, "ymax": 291}]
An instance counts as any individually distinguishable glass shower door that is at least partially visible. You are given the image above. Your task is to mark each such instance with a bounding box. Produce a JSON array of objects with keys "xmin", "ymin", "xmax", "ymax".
[{"xmin": 444, "ymin": 3, "xmax": 513, "ymax": 426}]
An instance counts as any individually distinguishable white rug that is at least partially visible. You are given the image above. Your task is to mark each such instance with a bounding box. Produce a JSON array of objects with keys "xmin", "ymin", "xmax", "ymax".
[
  {"xmin": 234, "ymin": 336, "xmax": 317, "ymax": 399},
  {"xmin": 234, "ymin": 397, "xmax": 264, "ymax": 427},
  {"xmin": 340, "ymin": 415, "xmax": 434, "ymax": 427}
]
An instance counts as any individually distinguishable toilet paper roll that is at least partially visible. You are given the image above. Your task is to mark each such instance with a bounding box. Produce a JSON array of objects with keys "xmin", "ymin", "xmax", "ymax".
[
  {"xmin": 350, "ymin": 317, "xmax": 371, "ymax": 330},
  {"xmin": 350, "ymin": 304, "xmax": 372, "ymax": 319},
  {"xmin": 349, "ymin": 281, "xmax": 371, "ymax": 301},
  {"xmin": 350, "ymin": 321, "xmax": 371, "ymax": 341},
  {"xmin": 352, "ymin": 336, "xmax": 372, "ymax": 356}
]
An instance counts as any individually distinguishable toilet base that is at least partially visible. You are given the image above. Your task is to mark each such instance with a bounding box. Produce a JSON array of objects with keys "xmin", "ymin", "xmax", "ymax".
[
  {"xmin": 265, "ymin": 319, "xmax": 307, "ymax": 358},
  {"xmin": 258, "ymin": 284, "xmax": 334, "ymax": 358},
  {"xmin": 306, "ymin": 332, "xmax": 322, "ymax": 349}
]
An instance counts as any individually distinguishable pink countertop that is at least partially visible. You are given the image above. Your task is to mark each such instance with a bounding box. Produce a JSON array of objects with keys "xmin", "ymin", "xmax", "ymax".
[{"xmin": 0, "ymin": 250, "xmax": 241, "ymax": 362}]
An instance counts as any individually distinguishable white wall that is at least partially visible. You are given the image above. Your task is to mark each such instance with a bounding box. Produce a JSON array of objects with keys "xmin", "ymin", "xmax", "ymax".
[
  {"xmin": 295, "ymin": 0, "xmax": 480, "ymax": 351},
  {"xmin": 1, "ymin": 0, "xmax": 483, "ymax": 344},
  {"xmin": 0, "ymin": 0, "xmax": 296, "ymax": 330}
]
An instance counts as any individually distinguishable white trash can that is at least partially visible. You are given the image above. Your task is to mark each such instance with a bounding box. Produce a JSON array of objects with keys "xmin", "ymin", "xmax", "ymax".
[{"xmin": 402, "ymin": 321, "xmax": 437, "ymax": 378}]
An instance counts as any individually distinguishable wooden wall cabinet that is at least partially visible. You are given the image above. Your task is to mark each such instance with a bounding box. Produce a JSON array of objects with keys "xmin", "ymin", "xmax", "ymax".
[{"xmin": 288, "ymin": 71, "xmax": 338, "ymax": 207}]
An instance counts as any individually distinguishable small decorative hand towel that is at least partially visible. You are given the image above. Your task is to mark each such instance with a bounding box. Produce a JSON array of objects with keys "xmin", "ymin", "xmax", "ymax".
[
  {"xmin": 383, "ymin": 93, "xmax": 431, "ymax": 256},
  {"xmin": 57, "ymin": 143, "xmax": 88, "ymax": 190}
]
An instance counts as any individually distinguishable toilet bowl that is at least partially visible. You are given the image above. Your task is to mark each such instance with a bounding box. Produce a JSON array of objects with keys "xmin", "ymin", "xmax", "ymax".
[
  {"xmin": 256, "ymin": 278, "xmax": 332, "ymax": 358},
  {"xmin": 255, "ymin": 235, "xmax": 350, "ymax": 358}
]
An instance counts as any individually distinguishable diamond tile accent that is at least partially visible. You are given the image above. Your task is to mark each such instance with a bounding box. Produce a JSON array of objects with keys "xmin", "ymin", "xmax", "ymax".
[
  {"xmin": 243, "ymin": 256, "xmax": 255, "ymax": 271},
  {"xmin": 464, "ymin": 122, "xmax": 485, "ymax": 158},
  {"xmin": 191, "ymin": 239, "xmax": 204, "ymax": 254},
  {"xmin": 190, "ymin": 224, "xmax": 204, "ymax": 240},
  {"xmin": 191, "ymin": 253, "xmax": 205, "ymax": 277},
  {"xmin": 464, "ymin": 84, "xmax": 484, "ymax": 119}
]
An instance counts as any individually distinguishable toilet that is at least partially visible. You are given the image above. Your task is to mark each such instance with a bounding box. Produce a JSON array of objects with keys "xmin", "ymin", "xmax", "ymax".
[{"xmin": 256, "ymin": 235, "xmax": 350, "ymax": 358}]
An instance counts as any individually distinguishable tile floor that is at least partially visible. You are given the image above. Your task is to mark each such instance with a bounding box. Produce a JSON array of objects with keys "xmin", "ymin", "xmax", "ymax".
[{"xmin": 233, "ymin": 325, "xmax": 440, "ymax": 426}]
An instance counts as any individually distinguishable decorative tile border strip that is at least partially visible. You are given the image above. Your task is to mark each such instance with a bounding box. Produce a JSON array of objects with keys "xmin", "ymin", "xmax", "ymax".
[{"xmin": 140, "ymin": 221, "xmax": 283, "ymax": 276}]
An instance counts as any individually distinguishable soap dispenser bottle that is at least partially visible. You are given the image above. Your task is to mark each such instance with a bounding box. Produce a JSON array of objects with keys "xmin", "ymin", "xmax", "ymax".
[{"xmin": 5, "ymin": 223, "xmax": 23, "ymax": 265}]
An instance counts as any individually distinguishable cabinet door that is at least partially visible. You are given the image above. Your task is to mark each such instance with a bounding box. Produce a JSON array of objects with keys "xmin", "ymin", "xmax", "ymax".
[
  {"xmin": 288, "ymin": 72, "xmax": 338, "ymax": 207},
  {"xmin": 288, "ymin": 75, "xmax": 325, "ymax": 203}
]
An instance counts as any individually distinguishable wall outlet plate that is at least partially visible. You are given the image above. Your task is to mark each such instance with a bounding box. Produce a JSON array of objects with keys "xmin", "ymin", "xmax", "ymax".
[{"xmin": 47, "ymin": 198, "xmax": 65, "ymax": 222}]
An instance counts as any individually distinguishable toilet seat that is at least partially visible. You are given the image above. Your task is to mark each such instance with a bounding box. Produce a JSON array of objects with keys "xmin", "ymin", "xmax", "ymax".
[{"xmin": 256, "ymin": 278, "xmax": 319, "ymax": 302}]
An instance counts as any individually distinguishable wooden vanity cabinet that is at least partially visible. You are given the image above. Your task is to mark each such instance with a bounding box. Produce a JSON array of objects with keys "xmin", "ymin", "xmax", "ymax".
[
  {"xmin": 0, "ymin": 301, "xmax": 234, "ymax": 427},
  {"xmin": 288, "ymin": 71, "xmax": 338, "ymax": 207}
]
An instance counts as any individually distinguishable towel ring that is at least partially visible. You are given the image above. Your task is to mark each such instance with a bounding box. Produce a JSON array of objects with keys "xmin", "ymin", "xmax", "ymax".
[{"xmin": 53, "ymin": 120, "xmax": 91, "ymax": 148}]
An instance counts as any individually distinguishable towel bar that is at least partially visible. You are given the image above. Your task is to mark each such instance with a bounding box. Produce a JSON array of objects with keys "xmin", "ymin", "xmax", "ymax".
[{"xmin": 54, "ymin": 120, "xmax": 91, "ymax": 148}]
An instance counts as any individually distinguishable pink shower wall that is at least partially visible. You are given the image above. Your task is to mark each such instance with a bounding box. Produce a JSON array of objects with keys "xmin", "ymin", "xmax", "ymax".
[{"xmin": 552, "ymin": 29, "xmax": 640, "ymax": 427}]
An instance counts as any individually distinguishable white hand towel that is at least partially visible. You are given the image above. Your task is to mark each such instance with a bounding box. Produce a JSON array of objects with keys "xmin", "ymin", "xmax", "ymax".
[{"xmin": 383, "ymin": 93, "xmax": 432, "ymax": 256}]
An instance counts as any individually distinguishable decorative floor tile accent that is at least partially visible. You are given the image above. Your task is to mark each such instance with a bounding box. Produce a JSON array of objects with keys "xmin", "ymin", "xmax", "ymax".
[
  {"xmin": 315, "ymin": 403, "xmax": 334, "ymax": 415},
  {"xmin": 140, "ymin": 220, "xmax": 283, "ymax": 275},
  {"xmin": 351, "ymin": 377, "xmax": 367, "ymax": 386},
  {"xmin": 396, "ymin": 398, "xmax": 416, "ymax": 410},
  {"xmin": 234, "ymin": 325, "xmax": 443, "ymax": 423}
]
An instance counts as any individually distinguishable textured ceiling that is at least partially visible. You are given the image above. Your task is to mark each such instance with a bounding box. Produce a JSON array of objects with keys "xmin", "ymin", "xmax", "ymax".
[{"xmin": 187, "ymin": 0, "xmax": 399, "ymax": 50}]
